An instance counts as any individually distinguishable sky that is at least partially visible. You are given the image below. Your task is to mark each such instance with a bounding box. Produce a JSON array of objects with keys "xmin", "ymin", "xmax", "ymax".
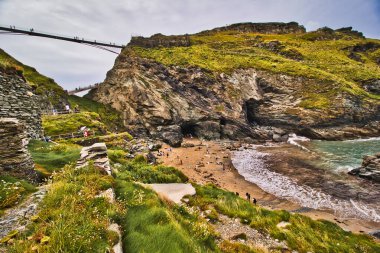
[{"xmin": 0, "ymin": 0, "xmax": 379, "ymax": 91}]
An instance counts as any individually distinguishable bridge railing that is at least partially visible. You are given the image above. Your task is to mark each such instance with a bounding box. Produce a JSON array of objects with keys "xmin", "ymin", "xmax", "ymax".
[{"xmin": 0, "ymin": 24, "xmax": 125, "ymax": 48}]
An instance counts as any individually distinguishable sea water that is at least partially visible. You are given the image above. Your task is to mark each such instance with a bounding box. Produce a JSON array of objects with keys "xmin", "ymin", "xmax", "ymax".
[
  {"xmin": 232, "ymin": 137, "xmax": 380, "ymax": 222},
  {"xmin": 308, "ymin": 137, "xmax": 380, "ymax": 173}
]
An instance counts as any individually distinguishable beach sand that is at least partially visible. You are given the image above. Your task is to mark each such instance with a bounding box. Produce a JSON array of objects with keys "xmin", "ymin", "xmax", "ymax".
[{"xmin": 156, "ymin": 138, "xmax": 380, "ymax": 234}]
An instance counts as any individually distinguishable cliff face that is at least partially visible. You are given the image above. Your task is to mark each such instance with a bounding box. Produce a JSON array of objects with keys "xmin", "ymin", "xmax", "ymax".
[{"xmin": 90, "ymin": 22, "xmax": 380, "ymax": 145}]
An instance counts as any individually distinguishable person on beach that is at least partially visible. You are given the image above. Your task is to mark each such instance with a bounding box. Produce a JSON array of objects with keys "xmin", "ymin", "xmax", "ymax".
[{"xmin": 253, "ymin": 198, "xmax": 257, "ymax": 205}]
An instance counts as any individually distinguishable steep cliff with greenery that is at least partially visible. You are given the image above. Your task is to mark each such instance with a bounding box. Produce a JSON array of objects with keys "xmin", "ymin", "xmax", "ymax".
[{"xmin": 90, "ymin": 22, "xmax": 380, "ymax": 144}]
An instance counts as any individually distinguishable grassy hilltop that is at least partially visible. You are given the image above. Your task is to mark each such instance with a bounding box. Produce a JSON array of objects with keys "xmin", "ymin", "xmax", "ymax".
[{"xmin": 131, "ymin": 26, "xmax": 380, "ymax": 109}]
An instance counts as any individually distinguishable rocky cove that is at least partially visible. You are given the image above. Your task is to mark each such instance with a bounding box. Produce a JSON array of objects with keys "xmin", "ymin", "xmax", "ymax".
[
  {"xmin": 1, "ymin": 20, "xmax": 380, "ymax": 252},
  {"xmin": 232, "ymin": 138, "xmax": 380, "ymax": 223}
]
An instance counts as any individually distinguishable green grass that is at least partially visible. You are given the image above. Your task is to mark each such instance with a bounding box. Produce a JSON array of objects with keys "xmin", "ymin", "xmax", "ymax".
[
  {"xmin": 62, "ymin": 132, "xmax": 133, "ymax": 149},
  {"xmin": 0, "ymin": 175, "xmax": 37, "ymax": 214},
  {"xmin": 6, "ymin": 164, "xmax": 118, "ymax": 253},
  {"xmin": 130, "ymin": 30, "xmax": 380, "ymax": 109},
  {"xmin": 115, "ymin": 180, "xmax": 218, "ymax": 253},
  {"xmin": 42, "ymin": 111, "xmax": 108, "ymax": 136},
  {"xmin": 116, "ymin": 157, "xmax": 189, "ymax": 183},
  {"xmin": 188, "ymin": 184, "xmax": 380, "ymax": 253},
  {"xmin": 0, "ymin": 48, "xmax": 66, "ymax": 106},
  {"xmin": 28, "ymin": 140, "xmax": 80, "ymax": 176},
  {"xmin": 68, "ymin": 95, "xmax": 124, "ymax": 132}
]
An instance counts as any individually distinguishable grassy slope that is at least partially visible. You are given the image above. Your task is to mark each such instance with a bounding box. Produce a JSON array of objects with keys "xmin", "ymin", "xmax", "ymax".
[
  {"xmin": 0, "ymin": 48, "xmax": 66, "ymax": 105},
  {"xmin": 7, "ymin": 164, "xmax": 118, "ymax": 252},
  {"xmin": 113, "ymin": 157, "xmax": 380, "ymax": 253},
  {"xmin": 68, "ymin": 95, "xmax": 124, "ymax": 132},
  {"xmin": 132, "ymin": 30, "xmax": 380, "ymax": 109},
  {"xmin": 28, "ymin": 140, "xmax": 80, "ymax": 176},
  {"xmin": 0, "ymin": 176, "xmax": 37, "ymax": 216},
  {"xmin": 42, "ymin": 112, "xmax": 107, "ymax": 136},
  {"xmin": 3, "ymin": 151, "xmax": 379, "ymax": 252}
]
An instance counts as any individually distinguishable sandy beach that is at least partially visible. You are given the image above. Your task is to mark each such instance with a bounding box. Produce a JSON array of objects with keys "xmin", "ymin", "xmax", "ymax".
[{"xmin": 156, "ymin": 138, "xmax": 380, "ymax": 234}]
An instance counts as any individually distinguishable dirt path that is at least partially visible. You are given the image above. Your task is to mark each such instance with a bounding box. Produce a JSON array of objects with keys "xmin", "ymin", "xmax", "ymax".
[{"xmin": 0, "ymin": 186, "xmax": 47, "ymax": 239}]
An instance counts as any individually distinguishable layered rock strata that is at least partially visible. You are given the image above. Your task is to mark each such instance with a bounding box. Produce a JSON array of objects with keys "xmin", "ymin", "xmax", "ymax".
[
  {"xmin": 349, "ymin": 153, "xmax": 380, "ymax": 183},
  {"xmin": 0, "ymin": 68, "xmax": 42, "ymax": 139},
  {"xmin": 0, "ymin": 118, "xmax": 37, "ymax": 182},
  {"xmin": 90, "ymin": 55, "xmax": 379, "ymax": 146},
  {"xmin": 76, "ymin": 143, "xmax": 111, "ymax": 175}
]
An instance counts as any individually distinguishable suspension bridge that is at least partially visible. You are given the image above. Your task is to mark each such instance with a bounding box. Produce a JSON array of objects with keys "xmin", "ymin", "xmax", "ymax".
[
  {"xmin": 0, "ymin": 25, "xmax": 126, "ymax": 54},
  {"xmin": 67, "ymin": 83, "xmax": 101, "ymax": 95}
]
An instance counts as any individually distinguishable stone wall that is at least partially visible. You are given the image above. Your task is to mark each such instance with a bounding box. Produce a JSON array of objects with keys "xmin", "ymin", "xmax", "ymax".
[
  {"xmin": 0, "ymin": 69, "xmax": 42, "ymax": 139},
  {"xmin": 201, "ymin": 22, "xmax": 306, "ymax": 35},
  {"xmin": 129, "ymin": 34, "xmax": 191, "ymax": 48},
  {"xmin": 0, "ymin": 118, "xmax": 38, "ymax": 182}
]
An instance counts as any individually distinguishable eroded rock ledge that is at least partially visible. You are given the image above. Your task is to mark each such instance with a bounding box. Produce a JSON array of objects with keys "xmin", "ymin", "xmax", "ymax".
[{"xmin": 89, "ymin": 53, "xmax": 379, "ymax": 146}]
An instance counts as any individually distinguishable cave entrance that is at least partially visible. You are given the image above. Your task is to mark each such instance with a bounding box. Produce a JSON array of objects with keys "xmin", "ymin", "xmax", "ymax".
[
  {"xmin": 244, "ymin": 99, "xmax": 261, "ymax": 124},
  {"xmin": 181, "ymin": 122, "xmax": 197, "ymax": 138}
]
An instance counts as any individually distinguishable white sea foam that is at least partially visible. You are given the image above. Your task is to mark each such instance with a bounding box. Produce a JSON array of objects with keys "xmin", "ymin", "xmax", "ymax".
[
  {"xmin": 231, "ymin": 148, "xmax": 380, "ymax": 222},
  {"xmin": 343, "ymin": 137, "xmax": 380, "ymax": 143},
  {"xmin": 287, "ymin": 133, "xmax": 310, "ymax": 152}
]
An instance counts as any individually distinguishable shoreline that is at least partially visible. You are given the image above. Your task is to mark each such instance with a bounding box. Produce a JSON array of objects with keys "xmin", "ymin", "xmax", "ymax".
[{"xmin": 156, "ymin": 138, "xmax": 380, "ymax": 234}]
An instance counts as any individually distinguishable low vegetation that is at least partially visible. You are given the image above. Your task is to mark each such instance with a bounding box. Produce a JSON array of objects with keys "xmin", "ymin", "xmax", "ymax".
[
  {"xmin": 189, "ymin": 184, "xmax": 380, "ymax": 253},
  {"xmin": 2, "ymin": 147, "xmax": 379, "ymax": 252},
  {"xmin": 42, "ymin": 111, "xmax": 107, "ymax": 137},
  {"xmin": 0, "ymin": 176, "xmax": 37, "ymax": 216},
  {"xmin": 6, "ymin": 164, "xmax": 119, "ymax": 252},
  {"xmin": 28, "ymin": 140, "xmax": 80, "ymax": 177},
  {"xmin": 68, "ymin": 95, "xmax": 124, "ymax": 132}
]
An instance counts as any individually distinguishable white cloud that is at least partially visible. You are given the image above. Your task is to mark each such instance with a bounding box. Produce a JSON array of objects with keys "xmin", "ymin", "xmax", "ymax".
[{"xmin": 0, "ymin": 0, "xmax": 379, "ymax": 90}]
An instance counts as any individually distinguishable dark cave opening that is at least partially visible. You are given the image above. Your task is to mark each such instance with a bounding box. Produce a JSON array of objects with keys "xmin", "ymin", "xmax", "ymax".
[
  {"xmin": 181, "ymin": 122, "xmax": 197, "ymax": 137},
  {"xmin": 244, "ymin": 99, "xmax": 261, "ymax": 124}
]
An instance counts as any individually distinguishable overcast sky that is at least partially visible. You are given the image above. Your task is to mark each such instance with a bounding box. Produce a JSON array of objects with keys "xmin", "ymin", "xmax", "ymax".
[{"xmin": 0, "ymin": 0, "xmax": 379, "ymax": 90}]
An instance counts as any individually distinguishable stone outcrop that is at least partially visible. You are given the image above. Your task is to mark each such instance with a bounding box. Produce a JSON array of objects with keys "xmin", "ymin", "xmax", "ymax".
[
  {"xmin": 0, "ymin": 68, "xmax": 42, "ymax": 139},
  {"xmin": 0, "ymin": 118, "xmax": 38, "ymax": 182},
  {"xmin": 200, "ymin": 22, "xmax": 306, "ymax": 35},
  {"xmin": 89, "ymin": 53, "xmax": 379, "ymax": 145},
  {"xmin": 349, "ymin": 153, "xmax": 380, "ymax": 183},
  {"xmin": 129, "ymin": 34, "xmax": 190, "ymax": 48},
  {"xmin": 76, "ymin": 143, "xmax": 111, "ymax": 175}
]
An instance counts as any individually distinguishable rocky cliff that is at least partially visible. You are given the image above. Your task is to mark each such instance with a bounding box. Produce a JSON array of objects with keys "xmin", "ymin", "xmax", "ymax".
[
  {"xmin": 0, "ymin": 49, "xmax": 67, "ymax": 110},
  {"xmin": 89, "ymin": 22, "xmax": 380, "ymax": 146}
]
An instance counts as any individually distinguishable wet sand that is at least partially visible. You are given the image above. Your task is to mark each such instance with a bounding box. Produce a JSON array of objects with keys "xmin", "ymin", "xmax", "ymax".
[{"xmin": 156, "ymin": 138, "xmax": 380, "ymax": 234}]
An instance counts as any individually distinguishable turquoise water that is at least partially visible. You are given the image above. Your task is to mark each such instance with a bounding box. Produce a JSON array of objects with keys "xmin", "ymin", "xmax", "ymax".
[
  {"xmin": 307, "ymin": 137, "xmax": 380, "ymax": 173},
  {"xmin": 233, "ymin": 136, "xmax": 380, "ymax": 221}
]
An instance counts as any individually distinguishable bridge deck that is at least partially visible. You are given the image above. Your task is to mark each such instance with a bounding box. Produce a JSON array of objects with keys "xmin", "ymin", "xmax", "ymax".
[{"xmin": 0, "ymin": 25, "xmax": 125, "ymax": 49}]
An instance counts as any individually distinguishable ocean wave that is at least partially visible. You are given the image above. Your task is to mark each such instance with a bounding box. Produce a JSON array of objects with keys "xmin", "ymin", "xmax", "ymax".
[
  {"xmin": 287, "ymin": 134, "xmax": 310, "ymax": 152},
  {"xmin": 231, "ymin": 148, "xmax": 380, "ymax": 222},
  {"xmin": 343, "ymin": 137, "xmax": 380, "ymax": 143}
]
